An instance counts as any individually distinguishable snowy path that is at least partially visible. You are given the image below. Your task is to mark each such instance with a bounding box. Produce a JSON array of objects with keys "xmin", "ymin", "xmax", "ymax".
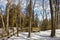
[{"xmin": 1, "ymin": 29, "xmax": 60, "ymax": 40}]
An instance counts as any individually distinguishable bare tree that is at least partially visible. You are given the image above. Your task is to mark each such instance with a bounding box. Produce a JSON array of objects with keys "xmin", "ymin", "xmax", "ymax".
[
  {"xmin": 32, "ymin": 0, "xmax": 36, "ymax": 27},
  {"xmin": 0, "ymin": 8, "xmax": 5, "ymax": 38},
  {"xmin": 16, "ymin": 0, "xmax": 21, "ymax": 36},
  {"xmin": 42, "ymin": 0, "xmax": 44, "ymax": 21},
  {"xmin": 55, "ymin": 0, "xmax": 59, "ymax": 28},
  {"xmin": 49, "ymin": 0, "xmax": 55, "ymax": 37},
  {"xmin": 6, "ymin": 0, "xmax": 12, "ymax": 35},
  {"xmin": 41, "ymin": 0, "xmax": 45, "ymax": 30},
  {"xmin": 28, "ymin": 0, "xmax": 32, "ymax": 38}
]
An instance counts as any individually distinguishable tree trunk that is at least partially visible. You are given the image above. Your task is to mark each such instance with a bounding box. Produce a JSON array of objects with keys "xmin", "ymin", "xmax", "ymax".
[
  {"xmin": 1, "ymin": 14, "xmax": 5, "ymax": 36},
  {"xmin": 28, "ymin": 0, "xmax": 32, "ymax": 38},
  {"xmin": 49, "ymin": 0, "xmax": 55, "ymax": 37},
  {"xmin": 16, "ymin": 21, "xmax": 19, "ymax": 36},
  {"xmin": 56, "ymin": 0, "xmax": 59, "ymax": 28},
  {"xmin": 6, "ymin": 0, "xmax": 12, "ymax": 36},
  {"xmin": 42, "ymin": 0, "xmax": 44, "ymax": 26},
  {"xmin": 0, "ymin": 11, "xmax": 6, "ymax": 38}
]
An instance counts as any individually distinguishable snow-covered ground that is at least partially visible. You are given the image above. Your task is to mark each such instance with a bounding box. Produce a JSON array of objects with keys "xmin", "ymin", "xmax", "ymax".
[{"xmin": 1, "ymin": 29, "xmax": 60, "ymax": 40}]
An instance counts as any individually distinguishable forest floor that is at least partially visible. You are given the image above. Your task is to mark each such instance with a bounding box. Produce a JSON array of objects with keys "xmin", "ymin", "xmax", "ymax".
[
  {"xmin": 7, "ymin": 29, "xmax": 60, "ymax": 40},
  {"xmin": 0, "ymin": 29, "xmax": 60, "ymax": 40}
]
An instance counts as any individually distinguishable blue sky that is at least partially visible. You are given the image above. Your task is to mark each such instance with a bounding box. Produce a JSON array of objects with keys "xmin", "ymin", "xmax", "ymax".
[{"xmin": 0, "ymin": 0, "xmax": 51, "ymax": 21}]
